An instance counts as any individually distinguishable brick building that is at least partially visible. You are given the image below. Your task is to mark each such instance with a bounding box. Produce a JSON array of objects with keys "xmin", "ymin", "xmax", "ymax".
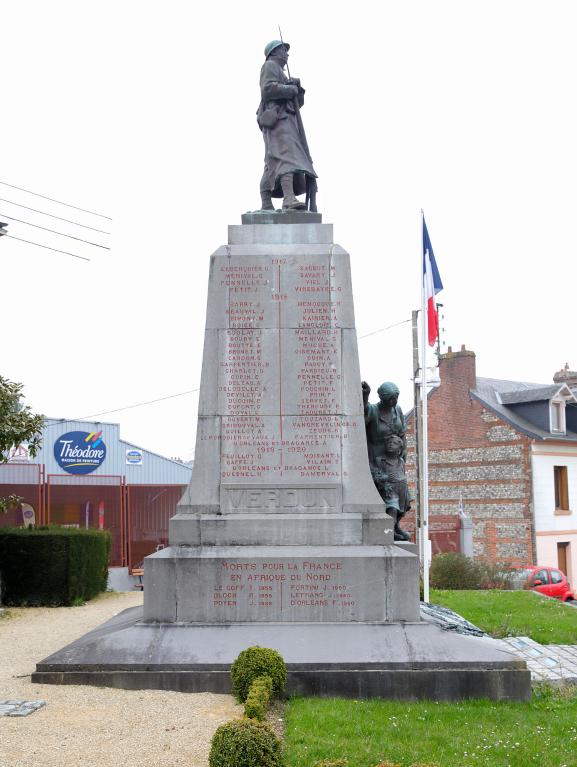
[{"xmin": 405, "ymin": 347, "xmax": 577, "ymax": 577}]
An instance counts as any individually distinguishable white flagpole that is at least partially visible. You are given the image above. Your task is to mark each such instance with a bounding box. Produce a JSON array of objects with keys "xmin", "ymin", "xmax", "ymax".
[{"xmin": 420, "ymin": 209, "xmax": 431, "ymax": 603}]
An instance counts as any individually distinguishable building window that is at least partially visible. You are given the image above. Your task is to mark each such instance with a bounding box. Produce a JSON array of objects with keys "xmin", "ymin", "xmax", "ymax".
[
  {"xmin": 554, "ymin": 466, "xmax": 570, "ymax": 511},
  {"xmin": 550, "ymin": 400, "xmax": 566, "ymax": 433}
]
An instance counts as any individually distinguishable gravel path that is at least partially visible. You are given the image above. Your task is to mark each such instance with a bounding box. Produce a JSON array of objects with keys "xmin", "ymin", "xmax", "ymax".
[{"xmin": 0, "ymin": 591, "xmax": 242, "ymax": 767}]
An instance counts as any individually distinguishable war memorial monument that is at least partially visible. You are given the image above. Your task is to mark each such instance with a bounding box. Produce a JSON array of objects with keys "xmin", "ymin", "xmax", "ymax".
[{"xmin": 34, "ymin": 41, "xmax": 530, "ymax": 701}]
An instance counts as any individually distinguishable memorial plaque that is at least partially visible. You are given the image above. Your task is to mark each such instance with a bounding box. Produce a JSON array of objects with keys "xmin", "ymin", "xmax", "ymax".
[{"xmin": 145, "ymin": 545, "xmax": 398, "ymax": 623}]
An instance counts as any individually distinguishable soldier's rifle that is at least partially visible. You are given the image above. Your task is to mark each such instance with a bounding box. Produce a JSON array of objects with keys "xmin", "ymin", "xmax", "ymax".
[{"xmin": 278, "ymin": 26, "xmax": 317, "ymax": 212}]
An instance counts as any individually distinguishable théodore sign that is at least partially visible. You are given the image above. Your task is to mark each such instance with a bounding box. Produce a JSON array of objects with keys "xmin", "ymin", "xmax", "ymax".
[{"xmin": 54, "ymin": 431, "xmax": 107, "ymax": 475}]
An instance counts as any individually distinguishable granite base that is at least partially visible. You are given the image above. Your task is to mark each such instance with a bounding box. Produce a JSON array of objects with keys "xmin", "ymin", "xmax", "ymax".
[{"xmin": 32, "ymin": 606, "xmax": 531, "ymax": 701}]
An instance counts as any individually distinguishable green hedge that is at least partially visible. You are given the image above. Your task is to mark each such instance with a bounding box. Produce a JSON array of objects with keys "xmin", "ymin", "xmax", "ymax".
[
  {"xmin": 230, "ymin": 646, "xmax": 287, "ymax": 702},
  {"xmin": 209, "ymin": 719, "xmax": 282, "ymax": 767},
  {"xmin": 0, "ymin": 526, "xmax": 111, "ymax": 606},
  {"xmin": 244, "ymin": 674, "xmax": 273, "ymax": 721}
]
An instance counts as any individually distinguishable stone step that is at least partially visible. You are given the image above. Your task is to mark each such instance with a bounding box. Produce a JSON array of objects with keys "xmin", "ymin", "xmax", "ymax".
[{"xmin": 169, "ymin": 512, "xmax": 394, "ymax": 547}]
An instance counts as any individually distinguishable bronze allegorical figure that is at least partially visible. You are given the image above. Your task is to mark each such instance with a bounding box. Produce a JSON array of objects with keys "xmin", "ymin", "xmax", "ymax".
[{"xmin": 362, "ymin": 380, "xmax": 412, "ymax": 542}]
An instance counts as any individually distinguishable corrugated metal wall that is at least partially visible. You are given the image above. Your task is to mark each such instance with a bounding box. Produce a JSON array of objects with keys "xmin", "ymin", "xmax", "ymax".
[{"xmin": 36, "ymin": 419, "xmax": 191, "ymax": 484}]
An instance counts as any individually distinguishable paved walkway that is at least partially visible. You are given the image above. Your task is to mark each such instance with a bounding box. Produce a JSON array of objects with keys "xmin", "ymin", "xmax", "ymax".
[
  {"xmin": 422, "ymin": 602, "xmax": 577, "ymax": 683},
  {"xmin": 500, "ymin": 636, "xmax": 577, "ymax": 683}
]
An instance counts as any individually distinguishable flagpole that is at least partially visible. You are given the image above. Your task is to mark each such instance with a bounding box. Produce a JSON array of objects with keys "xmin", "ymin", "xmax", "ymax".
[{"xmin": 420, "ymin": 209, "xmax": 431, "ymax": 603}]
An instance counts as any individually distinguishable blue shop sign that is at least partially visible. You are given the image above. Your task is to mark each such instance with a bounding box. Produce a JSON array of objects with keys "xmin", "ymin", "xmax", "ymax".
[{"xmin": 54, "ymin": 431, "xmax": 107, "ymax": 475}]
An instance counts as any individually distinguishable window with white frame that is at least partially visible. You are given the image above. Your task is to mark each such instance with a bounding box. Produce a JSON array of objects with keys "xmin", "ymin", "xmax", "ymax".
[{"xmin": 550, "ymin": 400, "xmax": 566, "ymax": 434}]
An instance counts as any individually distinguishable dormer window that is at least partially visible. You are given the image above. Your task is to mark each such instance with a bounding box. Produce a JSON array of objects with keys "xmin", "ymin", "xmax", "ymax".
[{"xmin": 550, "ymin": 400, "xmax": 566, "ymax": 434}]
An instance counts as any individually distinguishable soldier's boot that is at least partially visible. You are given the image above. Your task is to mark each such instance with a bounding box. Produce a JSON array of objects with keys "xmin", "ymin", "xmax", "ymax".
[
  {"xmin": 388, "ymin": 508, "xmax": 411, "ymax": 542},
  {"xmin": 281, "ymin": 173, "xmax": 306, "ymax": 210},
  {"xmin": 306, "ymin": 176, "xmax": 318, "ymax": 213},
  {"xmin": 260, "ymin": 187, "xmax": 275, "ymax": 211}
]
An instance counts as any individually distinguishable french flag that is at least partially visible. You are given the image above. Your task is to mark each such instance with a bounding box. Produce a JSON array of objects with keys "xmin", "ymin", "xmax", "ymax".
[{"xmin": 422, "ymin": 215, "xmax": 443, "ymax": 347}]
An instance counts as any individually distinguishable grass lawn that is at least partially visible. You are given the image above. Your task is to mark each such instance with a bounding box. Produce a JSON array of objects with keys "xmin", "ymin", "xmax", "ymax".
[
  {"xmin": 430, "ymin": 589, "xmax": 577, "ymax": 644},
  {"xmin": 283, "ymin": 686, "xmax": 577, "ymax": 767}
]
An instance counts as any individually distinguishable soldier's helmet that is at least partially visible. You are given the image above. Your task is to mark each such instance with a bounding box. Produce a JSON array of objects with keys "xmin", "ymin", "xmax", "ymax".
[{"xmin": 264, "ymin": 40, "xmax": 290, "ymax": 57}]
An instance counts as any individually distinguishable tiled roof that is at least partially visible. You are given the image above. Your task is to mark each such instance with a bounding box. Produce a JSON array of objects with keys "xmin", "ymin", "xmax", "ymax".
[{"xmin": 472, "ymin": 378, "xmax": 577, "ymax": 442}]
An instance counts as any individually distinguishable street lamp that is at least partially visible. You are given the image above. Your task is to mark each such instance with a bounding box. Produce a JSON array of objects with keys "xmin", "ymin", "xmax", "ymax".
[{"xmin": 0, "ymin": 222, "xmax": 8, "ymax": 237}]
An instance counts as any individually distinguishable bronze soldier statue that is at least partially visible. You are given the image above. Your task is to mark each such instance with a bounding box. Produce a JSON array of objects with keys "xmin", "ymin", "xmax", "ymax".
[
  {"xmin": 362, "ymin": 381, "xmax": 412, "ymax": 542},
  {"xmin": 257, "ymin": 40, "xmax": 318, "ymax": 212}
]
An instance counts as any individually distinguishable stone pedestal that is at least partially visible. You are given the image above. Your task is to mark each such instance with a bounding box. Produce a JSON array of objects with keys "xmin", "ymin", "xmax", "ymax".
[
  {"xmin": 144, "ymin": 221, "xmax": 420, "ymax": 625},
  {"xmin": 33, "ymin": 220, "xmax": 530, "ymax": 701}
]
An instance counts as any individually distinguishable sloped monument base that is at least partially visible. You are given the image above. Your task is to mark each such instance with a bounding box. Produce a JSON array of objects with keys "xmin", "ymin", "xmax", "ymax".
[{"xmin": 33, "ymin": 219, "xmax": 530, "ymax": 700}]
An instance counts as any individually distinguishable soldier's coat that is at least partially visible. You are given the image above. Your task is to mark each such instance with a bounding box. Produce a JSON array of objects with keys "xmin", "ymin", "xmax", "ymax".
[{"xmin": 257, "ymin": 58, "xmax": 317, "ymax": 197}]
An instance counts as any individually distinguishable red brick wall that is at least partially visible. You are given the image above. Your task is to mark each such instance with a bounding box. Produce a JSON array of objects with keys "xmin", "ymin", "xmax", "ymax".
[{"xmin": 405, "ymin": 346, "xmax": 535, "ymax": 566}]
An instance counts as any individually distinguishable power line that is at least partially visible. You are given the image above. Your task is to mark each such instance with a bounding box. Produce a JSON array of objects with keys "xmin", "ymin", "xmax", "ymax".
[
  {"xmin": 57, "ymin": 320, "xmax": 412, "ymax": 420},
  {"xmin": 5, "ymin": 234, "xmax": 90, "ymax": 262},
  {"xmin": 358, "ymin": 318, "xmax": 412, "ymax": 339},
  {"xmin": 0, "ymin": 198, "xmax": 110, "ymax": 235},
  {"xmin": 0, "ymin": 213, "xmax": 110, "ymax": 250},
  {"xmin": 0, "ymin": 180, "xmax": 111, "ymax": 220},
  {"xmin": 76, "ymin": 388, "xmax": 201, "ymax": 420}
]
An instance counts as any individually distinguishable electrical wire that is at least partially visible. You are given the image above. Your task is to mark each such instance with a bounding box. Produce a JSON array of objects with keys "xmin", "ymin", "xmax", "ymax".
[
  {"xmin": 0, "ymin": 198, "xmax": 110, "ymax": 235},
  {"xmin": 0, "ymin": 180, "xmax": 111, "ymax": 220},
  {"xmin": 51, "ymin": 320, "xmax": 412, "ymax": 420},
  {"xmin": 358, "ymin": 318, "xmax": 412, "ymax": 339},
  {"xmin": 0, "ymin": 213, "xmax": 110, "ymax": 250},
  {"xmin": 4, "ymin": 234, "xmax": 90, "ymax": 262},
  {"xmin": 75, "ymin": 389, "xmax": 201, "ymax": 420}
]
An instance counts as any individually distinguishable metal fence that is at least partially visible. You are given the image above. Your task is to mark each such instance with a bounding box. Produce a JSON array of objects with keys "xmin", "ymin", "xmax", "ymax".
[
  {"xmin": 127, "ymin": 485, "xmax": 182, "ymax": 568},
  {"xmin": 0, "ymin": 463, "xmax": 44, "ymax": 525},
  {"xmin": 0, "ymin": 464, "xmax": 185, "ymax": 569},
  {"xmin": 47, "ymin": 474, "xmax": 126, "ymax": 566}
]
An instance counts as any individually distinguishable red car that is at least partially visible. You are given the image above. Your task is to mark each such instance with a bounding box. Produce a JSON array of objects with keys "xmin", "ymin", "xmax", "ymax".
[{"xmin": 515, "ymin": 565, "xmax": 575, "ymax": 601}]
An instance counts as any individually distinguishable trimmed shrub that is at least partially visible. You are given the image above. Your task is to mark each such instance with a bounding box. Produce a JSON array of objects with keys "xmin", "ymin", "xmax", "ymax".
[
  {"xmin": 0, "ymin": 526, "xmax": 110, "ymax": 606},
  {"xmin": 231, "ymin": 646, "xmax": 287, "ymax": 702},
  {"xmin": 208, "ymin": 718, "xmax": 282, "ymax": 767},
  {"xmin": 244, "ymin": 674, "xmax": 273, "ymax": 721},
  {"xmin": 429, "ymin": 552, "xmax": 482, "ymax": 590}
]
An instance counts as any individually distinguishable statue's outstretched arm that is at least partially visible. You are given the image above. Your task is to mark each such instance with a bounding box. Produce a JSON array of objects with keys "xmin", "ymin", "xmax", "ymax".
[{"xmin": 361, "ymin": 381, "xmax": 371, "ymax": 420}]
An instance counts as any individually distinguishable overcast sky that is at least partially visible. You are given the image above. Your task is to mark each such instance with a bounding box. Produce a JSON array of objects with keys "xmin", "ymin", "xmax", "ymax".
[{"xmin": 2, "ymin": 0, "xmax": 576, "ymax": 461}]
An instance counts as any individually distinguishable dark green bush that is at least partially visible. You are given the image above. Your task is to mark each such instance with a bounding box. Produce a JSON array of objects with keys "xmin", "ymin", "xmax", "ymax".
[
  {"xmin": 429, "ymin": 552, "xmax": 513, "ymax": 591},
  {"xmin": 208, "ymin": 718, "xmax": 282, "ymax": 767},
  {"xmin": 429, "ymin": 552, "xmax": 481, "ymax": 590},
  {"xmin": 0, "ymin": 526, "xmax": 110, "ymax": 606},
  {"xmin": 230, "ymin": 646, "xmax": 287, "ymax": 702},
  {"xmin": 244, "ymin": 674, "xmax": 273, "ymax": 721}
]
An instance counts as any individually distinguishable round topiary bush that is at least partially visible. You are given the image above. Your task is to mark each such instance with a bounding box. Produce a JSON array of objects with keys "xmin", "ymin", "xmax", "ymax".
[
  {"xmin": 208, "ymin": 718, "xmax": 282, "ymax": 767},
  {"xmin": 230, "ymin": 646, "xmax": 287, "ymax": 702}
]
